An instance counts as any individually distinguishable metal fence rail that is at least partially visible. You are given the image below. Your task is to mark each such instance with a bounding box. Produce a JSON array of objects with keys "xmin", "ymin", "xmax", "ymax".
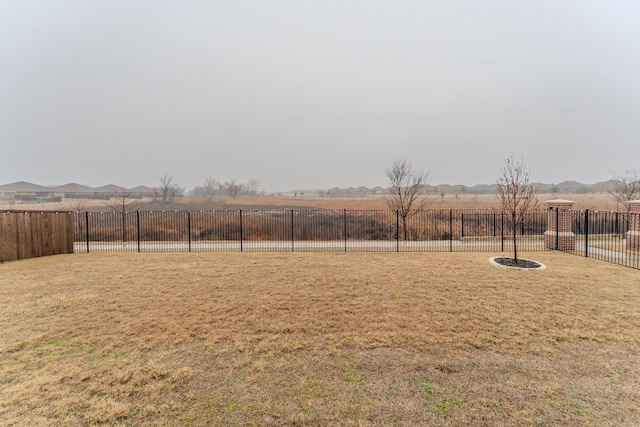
[
  {"xmin": 74, "ymin": 209, "xmax": 548, "ymax": 253},
  {"xmin": 565, "ymin": 210, "xmax": 640, "ymax": 270}
]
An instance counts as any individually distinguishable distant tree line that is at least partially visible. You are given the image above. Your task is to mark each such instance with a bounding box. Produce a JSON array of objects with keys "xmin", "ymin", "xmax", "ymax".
[{"xmin": 193, "ymin": 178, "xmax": 262, "ymax": 199}]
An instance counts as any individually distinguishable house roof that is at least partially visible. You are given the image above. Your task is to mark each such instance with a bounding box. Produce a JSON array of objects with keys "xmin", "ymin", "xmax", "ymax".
[
  {"xmin": 95, "ymin": 184, "xmax": 126, "ymax": 192},
  {"xmin": 0, "ymin": 181, "xmax": 52, "ymax": 192},
  {"xmin": 128, "ymin": 185, "xmax": 154, "ymax": 194},
  {"xmin": 0, "ymin": 181, "xmax": 158, "ymax": 194},
  {"xmin": 51, "ymin": 183, "xmax": 96, "ymax": 193}
]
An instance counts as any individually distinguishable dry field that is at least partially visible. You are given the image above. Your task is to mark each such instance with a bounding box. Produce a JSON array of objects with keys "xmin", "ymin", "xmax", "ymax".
[
  {"xmin": 0, "ymin": 191, "xmax": 615, "ymax": 212},
  {"xmin": 142, "ymin": 192, "xmax": 616, "ymax": 211},
  {"xmin": 184, "ymin": 191, "xmax": 617, "ymax": 211},
  {"xmin": 1, "ymin": 251, "xmax": 639, "ymax": 426}
]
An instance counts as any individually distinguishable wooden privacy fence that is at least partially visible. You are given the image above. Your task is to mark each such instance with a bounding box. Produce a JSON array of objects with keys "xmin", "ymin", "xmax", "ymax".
[{"xmin": 0, "ymin": 211, "xmax": 75, "ymax": 262}]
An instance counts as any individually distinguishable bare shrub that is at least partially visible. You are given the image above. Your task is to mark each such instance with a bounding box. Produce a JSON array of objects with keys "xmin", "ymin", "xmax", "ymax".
[{"xmin": 608, "ymin": 169, "xmax": 640, "ymax": 212}]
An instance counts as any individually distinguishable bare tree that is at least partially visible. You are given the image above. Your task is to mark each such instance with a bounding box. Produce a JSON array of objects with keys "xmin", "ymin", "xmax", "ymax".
[
  {"xmin": 386, "ymin": 159, "xmax": 431, "ymax": 240},
  {"xmin": 224, "ymin": 179, "xmax": 246, "ymax": 199},
  {"xmin": 245, "ymin": 179, "xmax": 262, "ymax": 196},
  {"xmin": 70, "ymin": 197, "xmax": 88, "ymax": 213},
  {"xmin": 108, "ymin": 189, "xmax": 135, "ymax": 213},
  {"xmin": 608, "ymin": 170, "xmax": 640, "ymax": 212},
  {"xmin": 193, "ymin": 177, "xmax": 220, "ymax": 199},
  {"xmin": 107, "ymin": 189, "xmax": 136, "ymax": 244},
  {"xmin": 202, "ymin": 177, "xmax": 219, "ymax": 198},
  {"xmin": 69, "ymin": 197, "xmax": 90, "ymax": 244},
  {"xmin": 154, "ymin": 175, "xmax": 184, "ymax": 204},
  {"xmin": 496, "ymin": 157, "xmax": 538, "ymax": 264}
]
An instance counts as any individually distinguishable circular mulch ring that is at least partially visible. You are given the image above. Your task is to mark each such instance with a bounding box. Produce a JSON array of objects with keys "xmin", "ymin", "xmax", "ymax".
[{"xmin": 489, "ymin": 256, "xmax": 546, "ymax": 271}]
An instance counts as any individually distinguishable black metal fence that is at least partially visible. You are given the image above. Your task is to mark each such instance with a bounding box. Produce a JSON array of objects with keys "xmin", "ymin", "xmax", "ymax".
[
  {"xmin": 72, "ymin": 208, "xmax": 640, "ymax": 270},
  {"xmin": 564, "ymin": 209, "xmax": 640, "ymax": 270},
  {"xmin": 73, "ymin": 209, "xmax": 548, "ymax": 253}
]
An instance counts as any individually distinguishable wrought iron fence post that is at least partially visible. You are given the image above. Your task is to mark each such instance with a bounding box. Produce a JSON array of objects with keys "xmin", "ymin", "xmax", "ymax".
[
  {"xmin": 461, "ymin": 212, "xmax": 464, "ymax": 238},
  {"xmin": 584, "ymin": 209, "xmax": 589, "ymax": 258},
  {"xmin": 136, "ymin": 210, "xmax": 140, "ymax": 253},
  {"xmin": 396, "ymin": 210, "xmax": 399, "ymax": 252},
  {"xmin": 501, "ymin": 211, "xmax": 504, "ymax": 252},
  {"xmin": 187, "ymin": 211, "xmax": 191, "ymax": 253},
  {"xmin": 239, "ymin": 210, "xmax": 243, "ymax": 252},
  {"xmin": 291, "ymin": 209, "xmax": 295, "ymax": 252},
  {"xmin": 121, "ymin": 211, "xmax": 126, "ymax": 245},
  {"xmin": 493, "ymin": 213, "xmax": 496, "ymax": 237},
  {"xmin": 555, "ymin": 208, "xmax": 559, "ymax": 250},
  {"xmin": 343, "ymin": 209, "xmax": 347, "ymax": 252},
  {"xmin": 449, "ymin": 209, "xmax": 453, "ymax": 252},
  {"xmin": 85, "ymin": 211, "xmax": 90, "ymax": 253}
]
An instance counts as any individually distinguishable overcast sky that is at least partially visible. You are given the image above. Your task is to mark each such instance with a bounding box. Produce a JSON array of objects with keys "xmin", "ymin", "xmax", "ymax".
[{"xmin": 1, "ymin": 1, "xmax": 639, "ymax": 191}]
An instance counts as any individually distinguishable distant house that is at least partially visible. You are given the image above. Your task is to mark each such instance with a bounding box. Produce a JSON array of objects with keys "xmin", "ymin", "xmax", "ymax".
[
  {"xmin": 0, "ymin": 181, "xmax": 154, "ymax": 205},
  {"xmin": 0, "ymin": 181, "xmax": 59, "ymax": 204},
  {"xmin": 50, "ymin": 183, "xmax": 109, "ymax": 200},
  {"xmin": 128, "ymin": 186, "xmax": 154, "ymax": 198}
]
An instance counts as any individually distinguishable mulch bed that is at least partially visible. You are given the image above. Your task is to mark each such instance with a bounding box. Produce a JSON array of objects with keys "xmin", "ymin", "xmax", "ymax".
[{"xmin": 492, "ymin": 257, "xmax": 543, "ymax": 269}]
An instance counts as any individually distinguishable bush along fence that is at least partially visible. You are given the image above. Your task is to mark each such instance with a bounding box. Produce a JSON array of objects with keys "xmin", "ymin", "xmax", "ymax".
[
  {"xmin": 1, "ymin": 211, "xmax": 75, "ymax": 262},
  {"xmin": 72, "ymin": 205, "xmax": 640, "ymax": 270}
]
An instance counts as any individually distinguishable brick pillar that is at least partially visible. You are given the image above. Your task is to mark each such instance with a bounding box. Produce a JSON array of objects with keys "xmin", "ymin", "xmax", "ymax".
[
  {"xmin": 627, "ymin": 200, "xmax": 640, "ymax": 250},
  {"xmin": 544, "ymin": 199, "xmax": 576, "ymax": 250}
]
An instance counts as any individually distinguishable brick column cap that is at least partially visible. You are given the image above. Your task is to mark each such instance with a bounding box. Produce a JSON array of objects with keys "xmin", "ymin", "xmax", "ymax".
[
  {"xmin": 627, "ymin": 200, "xmax": 640, "ymax": 206},
  {"xmin": 545, "ymin": 199, "xmax": 575, "ymax": 206}
]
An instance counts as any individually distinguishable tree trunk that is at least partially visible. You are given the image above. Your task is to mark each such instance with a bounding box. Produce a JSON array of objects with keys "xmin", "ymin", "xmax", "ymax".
[
  {"xmin": 402, "ymin": 215, "xmax": 408, "ymax": 241},
  {"xmin": 512, "ymin": 214, "xmax": 518, "ymax": 264}
]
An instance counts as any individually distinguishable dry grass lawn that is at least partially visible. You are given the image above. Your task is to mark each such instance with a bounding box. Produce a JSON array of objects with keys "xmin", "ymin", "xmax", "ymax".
[{"xmin": 1, "ymin": 251, "xmax": 639, "ymax": 426}]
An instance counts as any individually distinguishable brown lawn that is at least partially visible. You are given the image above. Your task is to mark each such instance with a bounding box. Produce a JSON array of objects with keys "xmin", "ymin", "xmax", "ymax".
[{"xmin": 0, "ymin": 251, "xmax": 638, "ymax": 426}]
